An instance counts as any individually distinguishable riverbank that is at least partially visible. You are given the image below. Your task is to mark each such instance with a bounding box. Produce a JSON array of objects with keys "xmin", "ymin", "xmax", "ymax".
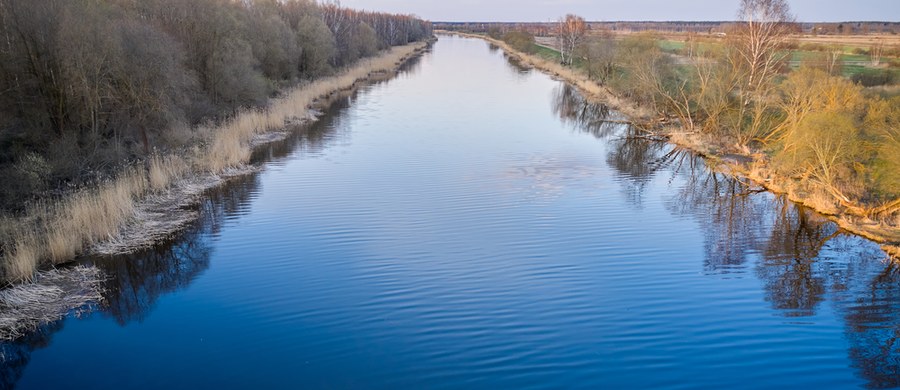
[
  {"xmin": 444, "ymin": 31, "xmax": 900, "ymax": 257},
  {"xmin": 0, "ymin": 39, "xmax": 432, "ymax": 339}
]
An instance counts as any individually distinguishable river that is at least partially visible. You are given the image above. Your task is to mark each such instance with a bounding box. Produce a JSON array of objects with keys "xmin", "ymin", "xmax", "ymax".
[{"xmin": 1, "ymin": 35, "xmax": 898, "ymax": 389}]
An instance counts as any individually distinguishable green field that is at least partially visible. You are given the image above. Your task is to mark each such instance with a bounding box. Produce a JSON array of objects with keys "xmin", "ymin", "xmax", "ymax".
[
  {"xmin": 532, "ymin": 43, "xmax": 563, "ymax": 62},
  {"xmin": 514, "ymin": 36, "xmax": 897, "ymax": 86},
  {"xmin": 788, "ymin": 50, "xmax": 872, "ymax": 63},
  {"xmin": 658, "ymin": 38, "xmax": 897, "ymax": 84},
  {"xmin": 658, "ymin": 40, "xmax": 686, "ymax": 53},
  {"xmin": 531, "ymin": 43, "xmax": 593, "ymax": 69}
]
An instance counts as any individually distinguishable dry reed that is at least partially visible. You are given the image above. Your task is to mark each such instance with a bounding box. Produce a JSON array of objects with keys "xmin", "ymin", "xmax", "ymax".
[
  {"xmin": 0, "ymin": 266, "xmax": 105, "ymax": 341},
  {"xmin": 0, "ymin": 42, "xmax": 428, "ymax": 284}
]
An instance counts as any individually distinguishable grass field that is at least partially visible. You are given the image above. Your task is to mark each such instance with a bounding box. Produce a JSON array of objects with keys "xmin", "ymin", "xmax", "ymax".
[
  {"xmin": 656, "ymin": 38, "xmax": 898, "ymax": 83},
  {"xmin": 788, "ymin": 50, "xmax": 873, "ymax": 63},
  {"xmin": 658, "ymin": 40, "xmax": 686, "ymax": 53},
  {"xmin": 534, "ymin": 33, "xmax": 897, "ymax": 86},
  {"xmin": 532, "ymin": 43, "xmax": 563, "ymax": 61}
]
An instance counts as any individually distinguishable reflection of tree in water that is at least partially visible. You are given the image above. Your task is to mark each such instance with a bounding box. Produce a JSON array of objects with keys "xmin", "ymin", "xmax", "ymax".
[
  {"xmin": 608, "ymin": 133, "xmax": 679, "ymax": 210},
  {"xmin": 254, "ymin": 60, "xmax": 424, "ymax": 166},
  {"xmin": 0, "ymin": 321, "xmax": 64, "ymax": 390},
  {"xmin": 0, "ymin": 59, "xmax": 426, "ymax": 388},
  {"xmin": 552, "ymin": 84, "xmax": 616, "ymax": 139},
  {"xmin": 552, "ymin": 83, "xmax": 671, "ymax": 208},
  {"xmin": 396, "ymin": 52, "xmax": 425, "ymax": 78},
  {"xmin": 664, "ymin": 154, "xmax": 771, "ymax": 273},
  {"xmin": 754, "ymin": 202, "xmax": 841, "ymax": 316},
  {"xmin": 552, "ymin": 79, "xmax": 900, "ymax": 386},
  {"xmin": 504, "ymin": 54, "xmax": 532, "ymax": 77},
  {"xmin": 838, "ymin": 250, "xmax": 900, "ymax": 389},
  {"xmin": 96, "ymin": 173, "xmax": 259, "ymax": 324},
  {"xmin": 655, "ymin": 145, "xmax": 898, "ymax": 387},
  {"xmin": 97, "ymin": 232, "xmax": 212, "ymax": 324},
  {"xmin": 650, "ymin": 134, "xmax": 898, "ymax": 387},
  {"xmin": 0, "ymin": 172, "xmax": 259, "ymax": 388},
  {"xmin": 0, "ymin": 169, "xmax": 262, "ymax": 388},
  {"xmin": 487, "ymin": 41, "xmax": 529, "ymax": 77},
  {"xmin": 0, "ymin": 164, "xmax": 260, "ymax": 390}
]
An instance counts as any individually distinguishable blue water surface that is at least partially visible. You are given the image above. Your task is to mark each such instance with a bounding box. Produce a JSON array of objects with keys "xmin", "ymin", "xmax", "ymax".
[{"xmin": 2, "ymin": 36, "xmax": 898, "ymax": 390}]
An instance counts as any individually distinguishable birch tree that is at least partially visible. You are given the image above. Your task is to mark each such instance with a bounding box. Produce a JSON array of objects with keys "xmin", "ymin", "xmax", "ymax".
[
  {"xmin": 732, "ymin": 0, "xmax": 795, "ymax": 93},
  {"xmin": 870, "ymin": 39, "xmax": 884, "ymax": 67},
  {"xmin": 557, "ymin": 14, "xmax": 586, "ymax": 66},
  {"xmin": 728, "ymin": 0, "xmax": 796, "ymax": 146}
]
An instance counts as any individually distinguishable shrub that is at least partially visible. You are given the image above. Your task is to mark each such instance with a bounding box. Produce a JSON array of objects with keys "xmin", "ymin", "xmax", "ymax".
[
  {"xmin": 851, "ymin": 69, "xmax": 897, "ymax": 87},
  {"xmin": 502, "ymin": 31, "xmax": 537, "ymax": 54}
]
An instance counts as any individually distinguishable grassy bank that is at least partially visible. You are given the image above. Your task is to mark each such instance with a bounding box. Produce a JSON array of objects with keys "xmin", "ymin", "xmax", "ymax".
[
  {"xmin": 0, "ymin": 40, "xmax": 432, "ymax": 284},
  {"xmin": 446, "ymin": 31, "xmax": 900, "ymax": 256}
]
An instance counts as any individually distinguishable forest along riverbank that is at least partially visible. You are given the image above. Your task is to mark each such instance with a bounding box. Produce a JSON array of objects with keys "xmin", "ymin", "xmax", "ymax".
[
  {"xmin": 0, "ymin": 0, "xmax": 434, "ymax": 287},
  {"xmin": 0, "ymin": 40, "xmax": 433, "ymax": 341},
  {"xmin": 444, "ymin": 32, "xmax": 900, "ymax": 258}
]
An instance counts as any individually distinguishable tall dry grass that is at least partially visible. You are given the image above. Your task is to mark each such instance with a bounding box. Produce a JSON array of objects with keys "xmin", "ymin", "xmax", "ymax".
[{"xmin": 0, "ymin": 42, "xmax": 428, "ymax": 284}]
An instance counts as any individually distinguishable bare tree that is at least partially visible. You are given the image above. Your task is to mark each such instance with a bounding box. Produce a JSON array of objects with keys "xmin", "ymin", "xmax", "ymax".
[
  {"xmin": 732, "ymin": 0, "xmax": 796, "ymax": 92},
  {"xmin": 557, "ymin": 14, "xmax": 586, "ymax": 66},
  {"xmin": 827, "ymin": 45, "xmax": 843, "ymax": 75},
  {"xmin": 870, "ymin": 39, "xmax": 885, "ymax": 67},
  {"xmin": 725, "ymin": 0, "xmax": 796, "ymax": 146}
]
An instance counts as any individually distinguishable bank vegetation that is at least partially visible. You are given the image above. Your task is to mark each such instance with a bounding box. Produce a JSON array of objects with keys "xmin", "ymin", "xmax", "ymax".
[
  {"xmin": 0, "ymin": 0, "xmax": 433, "ymax": 283},
  {"xmin": 459, "ymin": 0, "xmax": 900, "ymax": 253}
]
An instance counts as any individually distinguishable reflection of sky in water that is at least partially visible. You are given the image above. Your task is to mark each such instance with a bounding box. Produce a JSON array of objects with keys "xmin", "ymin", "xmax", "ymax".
[{"xmin": 499, "ymin": 153, "xmax": 608, "ymax": 201}]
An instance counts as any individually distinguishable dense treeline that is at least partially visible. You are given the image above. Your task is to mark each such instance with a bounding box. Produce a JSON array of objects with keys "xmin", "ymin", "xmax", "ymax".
[
  {"xmin": 0, "ymin": 0, "xmax": 431, "ymax": 211},
  {"xmin": 534, "ymin": 0, "xmax": 899, "ymax": 219}
]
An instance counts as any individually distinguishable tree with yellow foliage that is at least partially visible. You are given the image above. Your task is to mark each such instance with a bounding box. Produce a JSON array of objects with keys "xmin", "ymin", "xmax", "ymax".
[{"xmin": 774, "ymin": 68, "xmax": 867, "ymax": 201}]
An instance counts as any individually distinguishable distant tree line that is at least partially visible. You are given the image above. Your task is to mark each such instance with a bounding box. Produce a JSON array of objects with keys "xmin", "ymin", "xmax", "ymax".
[
  {"xmin": 0, "ymin": 0, "xmax": 431, "ymax": 211},
  {"xmin": 436, "ymin": 21, "xmax": 900, "ymax": 35}
]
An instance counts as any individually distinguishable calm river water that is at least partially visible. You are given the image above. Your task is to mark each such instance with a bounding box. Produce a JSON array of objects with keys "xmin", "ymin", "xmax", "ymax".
[{"xmin": 2, "ymin": 36, "xmax": 898, "ymax": 389}]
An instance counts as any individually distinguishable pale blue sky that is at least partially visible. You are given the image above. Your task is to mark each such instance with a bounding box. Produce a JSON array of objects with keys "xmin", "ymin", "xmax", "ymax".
[{"xmin": 338, "ymin": 0, "xmax": 900, "ymax": 22}]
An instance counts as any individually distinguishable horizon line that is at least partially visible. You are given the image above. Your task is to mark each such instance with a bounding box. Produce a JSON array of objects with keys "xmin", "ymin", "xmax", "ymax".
[{"xmin": 432, "ymin": 20, "xmax": 900, "ymax": 24}]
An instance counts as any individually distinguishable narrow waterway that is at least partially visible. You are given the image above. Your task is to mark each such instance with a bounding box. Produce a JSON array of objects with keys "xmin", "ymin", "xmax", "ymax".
[{"xmin": 2, "ymin": 36, "xmax": 897, "ymax": 389}]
